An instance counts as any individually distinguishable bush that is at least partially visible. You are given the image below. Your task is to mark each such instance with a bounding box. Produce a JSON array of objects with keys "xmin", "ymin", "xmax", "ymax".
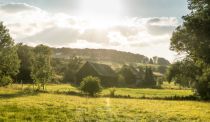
[
  {"xmin": 109, "ymin": 87, "xmax": 116, "ymax": 97},
  {"xmin": 0, "ymin": 75, "xmax": 13, "ymax": 87},
  {"xmin": 80, "ymin": 76, "xmax": 102, "ymax": 96}
]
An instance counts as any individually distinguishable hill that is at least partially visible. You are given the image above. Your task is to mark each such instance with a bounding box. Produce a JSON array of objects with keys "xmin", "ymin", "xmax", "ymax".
[{"xmin": 51, "ymin": 48, "xmax": 170, "ymax": 65}]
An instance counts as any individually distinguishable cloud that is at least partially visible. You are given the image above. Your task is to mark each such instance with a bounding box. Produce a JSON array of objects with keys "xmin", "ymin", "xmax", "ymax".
[
  {"xmin": 146, "ymin": 17, "xmax": 178, "ymax": 35},
  {"xmin": 22, "ymin": 27, "xmax": 81, "ymax": 46},
  {"xmin": 147, "ymin": 25, "xmax": 176, "ymax": 35},
  {"xmin": 0, "ymin": 3, "xmax": 179, "ymax": 61},
  {"xmin": 81, "ymin": 29, "xmax": 109, "ymax": 44},
  {"xmin": 0, "ymin": 3, "xmax": 39, "ymax": 13}
]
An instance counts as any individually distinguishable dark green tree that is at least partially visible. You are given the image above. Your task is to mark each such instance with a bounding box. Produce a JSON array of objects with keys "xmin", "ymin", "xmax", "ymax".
[
  {"xmin": 157, "ymin": 65, "xmax": 167, "ymax": 74},
  {"xmin": 16, "ymin": 43, "xmax": 33, "ymax": 83},
  {"xmin": 0, "ymin": 22, "xmax": 20, "ymax": 86},
  {"xmin": 63, "ymin": 56, "xmax": 82, "ymax": 83},
  {"xmin": 170, "ymin": 0, "xmax": 210, "ymax": 98},
  {"xmin": 143, "ymin": 67, "xmax": 156, "ymax": 87},
  {"xmin": 166, "ymin": 59, "xmax": 200, "ymax": 88},
  {"xmin": 149, "ymin": 58, "xmax": 154, "ymax": 64}
]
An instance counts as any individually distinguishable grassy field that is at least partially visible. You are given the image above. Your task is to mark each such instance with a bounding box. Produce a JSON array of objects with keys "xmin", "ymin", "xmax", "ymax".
[
  {"xmin": 0, "ymin": 84, "xmax": 210, "ymax": 121},
  {"xmin": 11, "ymin": 83, "xmax": 193, "ymax": 98}
]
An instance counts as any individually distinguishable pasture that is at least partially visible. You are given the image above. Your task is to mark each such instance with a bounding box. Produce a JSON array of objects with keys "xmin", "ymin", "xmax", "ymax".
[{"xmin": 0, "ymin": 84, "xmax": 210, "ymax": 121}]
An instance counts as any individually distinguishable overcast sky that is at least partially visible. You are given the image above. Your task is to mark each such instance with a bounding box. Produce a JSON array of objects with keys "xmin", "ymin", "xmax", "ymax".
[{"xmin": 0, "ymin": 0, "xmax": 189, "ymax": 61}]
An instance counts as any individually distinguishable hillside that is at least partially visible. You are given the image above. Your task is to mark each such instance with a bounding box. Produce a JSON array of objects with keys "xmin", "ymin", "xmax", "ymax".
[{"xmin": 51, "ymin": 48, "xmax": 170, "ymax": 65}]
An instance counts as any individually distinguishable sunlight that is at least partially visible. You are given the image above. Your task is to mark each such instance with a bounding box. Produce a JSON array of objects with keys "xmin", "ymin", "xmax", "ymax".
[{"xmin": 75, "ymin": 0, "xmax": 125, "ymax": 29}]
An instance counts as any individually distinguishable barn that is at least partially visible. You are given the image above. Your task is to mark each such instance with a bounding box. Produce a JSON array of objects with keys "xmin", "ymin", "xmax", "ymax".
[{"xmin": 76, "ymin": 62, "xmax": 117, "ymax": 86}]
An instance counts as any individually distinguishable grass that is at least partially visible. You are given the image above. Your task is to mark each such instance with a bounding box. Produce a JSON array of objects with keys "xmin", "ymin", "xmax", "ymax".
[
  {"xmin": 11, "ymin": 83, "xmax": 194, "ymax": 98},
  {"xmin": 0, "ymin": 84, "xmax": 210, "ymax": 121}
]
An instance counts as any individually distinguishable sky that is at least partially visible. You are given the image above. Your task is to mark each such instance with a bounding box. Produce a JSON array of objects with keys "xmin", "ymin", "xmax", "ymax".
[{"xmin": 0, "ymin": 0, "xmax": 189, "ymax": 61}]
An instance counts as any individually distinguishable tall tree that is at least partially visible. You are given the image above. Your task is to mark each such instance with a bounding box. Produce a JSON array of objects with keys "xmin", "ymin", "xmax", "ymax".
[
  {"xmin": 144, "ymin": 67, "xmax": 156, "ymax": 87},
  {"xmin": 149, "ymin": 58, "xmax": 154, "ymax": 64},
  {"xmin": 31, "ymin": 44, "xmax": 52, "ymax": 90},
  {"xmin": 170, "ymin": 0, "xmax": 210, "ymax": 98},
  {"xmin": 63, "ymin": 56, "xmax": 82, "ymax": 83},
  {"xmin": 0, "ymin": 22, "xmax": 20, "ymax": 86},
  {"xmin": 16, "ymin": 43, "xmax": 33, "ymax": 83}
]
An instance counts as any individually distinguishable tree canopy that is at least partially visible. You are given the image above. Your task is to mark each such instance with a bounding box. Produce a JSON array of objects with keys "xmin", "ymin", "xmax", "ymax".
[
  {"xmin": 0, "ymin": 22, "xmax": 20, "ymax": 86},
  {"xmin": 31, "ymin": 44, "xmax": 52, "ymax": 90},
  {"xmin": 170, "ymin": 0, "xmax": 210, "ymax": 99}
]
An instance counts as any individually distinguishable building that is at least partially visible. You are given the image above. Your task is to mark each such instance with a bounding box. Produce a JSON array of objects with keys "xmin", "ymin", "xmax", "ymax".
[{"xmin": 76, "ymin": 62, "xmax": 118, "ymax": 86}]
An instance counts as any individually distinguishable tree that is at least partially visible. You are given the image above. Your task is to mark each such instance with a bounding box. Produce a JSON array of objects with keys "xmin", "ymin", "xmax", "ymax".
[
  {"xmin": 157, "ymin": 65, "xmax": 167, "ymax": 74},
  {"xmin": 119, "ymin": 65, "xmax": 136, "ymax": 85},
  {"xmin": 170, "ymin": 0, "xmax": 210, "ymax": 98},
  {"xmin": 63, "ymin": 56, "xmax": 82, "ymax": 83},
  {"xmin": 149, "ymin": 58, "xmax": 154, "ymax": 64},
  {"xmin": 166, "ymin": 59, "xmax": 200, "ymax": 88},
  {"xmin": 16, "ymin": 43, "xmax": 33, "ymax": 83},
  {"xmin": 143, "ymin": 67, "xmax": 156, "ymax": 87},
  {"xmin": 31, "ymin": 44, "xmax": 52, "ymax": 90},
  {"xmin": 171, "ymin": 0, "xmax": 210, "ymax": 64},
  {"xmin": 0, "ymin": 75, "xmax": 13, "ymax": 87},
  {"xmin": 0, "ymin": 22, "xmax": 20, "ymax": 86},
  {"xmin": 80, "ymin": 76, "xmax": 102, "ymax": 96}
]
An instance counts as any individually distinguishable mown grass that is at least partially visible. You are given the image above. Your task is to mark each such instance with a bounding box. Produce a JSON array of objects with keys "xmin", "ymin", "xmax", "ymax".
[
  {"xmin": 0, "ymin": 84, "xmax": 209, "ymax": 121},
  {"xmin": 11, "ymin": 83, "xmax": 193, "ymax": 98}
]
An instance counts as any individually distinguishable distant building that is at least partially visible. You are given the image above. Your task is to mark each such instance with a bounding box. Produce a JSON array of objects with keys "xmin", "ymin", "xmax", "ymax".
[{"xmin": 76, "ymin": 62, "xmax": 118, "ymax": 86}]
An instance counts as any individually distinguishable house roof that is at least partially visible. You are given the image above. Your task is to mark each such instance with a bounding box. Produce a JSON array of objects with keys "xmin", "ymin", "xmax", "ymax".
[
  {"xmin": 86, "ymin": 62, "xmax": 117, "ymax": 77},
  {"xmin": 123, "ymin": 65, "xmax": 141, "ymax": 78}
]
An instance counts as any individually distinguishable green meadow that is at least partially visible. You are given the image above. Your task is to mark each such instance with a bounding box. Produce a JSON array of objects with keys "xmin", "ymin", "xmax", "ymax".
[{"xmin": 1, "ymin": 84, "xmax": 210, "ymax": 121}]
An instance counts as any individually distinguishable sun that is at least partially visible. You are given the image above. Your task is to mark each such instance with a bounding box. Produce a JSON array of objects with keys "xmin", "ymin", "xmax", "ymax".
[{"xmin": 75, "ymin": 0, "xmax": 125, "ymax": 29}]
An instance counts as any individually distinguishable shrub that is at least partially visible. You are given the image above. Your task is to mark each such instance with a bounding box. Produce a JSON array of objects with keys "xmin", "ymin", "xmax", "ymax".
[
  {"xmin": 0, "ymin": 75, "xmax": 13, "ymax": 87},
  {"xmin": 109, "ymin": 88, "xmax": 116, "ymax": 97},
  {"xmin": 80, "ymin": 76, "xmax": 102, "ymax": 96}
]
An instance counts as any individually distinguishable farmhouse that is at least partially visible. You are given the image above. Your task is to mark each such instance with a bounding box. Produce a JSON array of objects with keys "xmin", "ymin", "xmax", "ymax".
[{"xmin": 76, "ymin": 62, "xmax": 118, "ymax": 86}]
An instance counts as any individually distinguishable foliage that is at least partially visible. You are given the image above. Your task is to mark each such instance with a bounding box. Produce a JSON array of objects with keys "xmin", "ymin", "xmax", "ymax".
[
  {"xmin": 157, "ymin": 65, "xmax": 167, "ymax": 74},
  {"xmin": 109, "ymin": 87, "xmax": 116, "ymax": 97},
  {"xmin": 141, "ymin": 67, "xmax": 156, "ymax": 88},
  {"xmin": 149, "ymin": 58, "xmax": 153, "ymax": 64},
  {"xmin": 0, "ymin": 75, "xmax": 12, "ymax": 87},
  {"xmin": 119, "ymin": 65, "xmax": 138, "ymax": 85},
  {"xmin": 195, "ymin": 63, "xmax": 210, "ymax": 99},
  {"xmin": 51, "ymin": 58, "xmax": 66, "ymax": 75},
  {"xmin": 80, "ymin": 76, "xmax": 102, "ymax": 96},
  {"xmin": 0, "ymin": 22, "xmax": 20, "ymax": 86},
  {"xmin": 16, "ymin": 43, "xmax": 33, "ymax": 83},
  {"xmin": 0, "ymin": 47, "xmax": 20, "ymax": 77},
  {"xmin": 170, "ymin": 0, "xmax": 210, "ymax": 98},
  {"xmin": 63, "ymin": 56, "xmax": 82, "ymax": 83},
  {"xmin": 31, "ymin": 44, "xmax": 52, "ymax": 90},
  {"xmin": 166, "ymin": 59, "xmax": 200, "ymax": 87}
]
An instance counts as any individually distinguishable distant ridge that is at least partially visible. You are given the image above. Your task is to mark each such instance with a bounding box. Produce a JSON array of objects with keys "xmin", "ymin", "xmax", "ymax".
[{"xmin": 51, "ymin": 47, "xmax": 170, "ymax": 65}]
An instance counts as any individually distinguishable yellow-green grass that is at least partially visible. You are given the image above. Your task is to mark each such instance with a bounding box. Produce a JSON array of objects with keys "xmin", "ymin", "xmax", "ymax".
[
  {"xmin": 0, "ymin": 87, "xmax": 210, "ymax": 121},
  {"xmin": 102, "ymin": 88, "xmax": 193, "ymax": 98},
  {"xmin": 11, "ymin": 84, "xmax": 193, "ymax": 98}
]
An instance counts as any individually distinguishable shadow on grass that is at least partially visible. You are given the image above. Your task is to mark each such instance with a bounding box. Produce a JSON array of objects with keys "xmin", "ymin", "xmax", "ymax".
[
  {"xmin": 52, "ymin": 90, "xmax": 203, "ymax": 101},
  {"xmin": 0, "ymin": 91, "xmax": 39, "ymax": 99}
]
